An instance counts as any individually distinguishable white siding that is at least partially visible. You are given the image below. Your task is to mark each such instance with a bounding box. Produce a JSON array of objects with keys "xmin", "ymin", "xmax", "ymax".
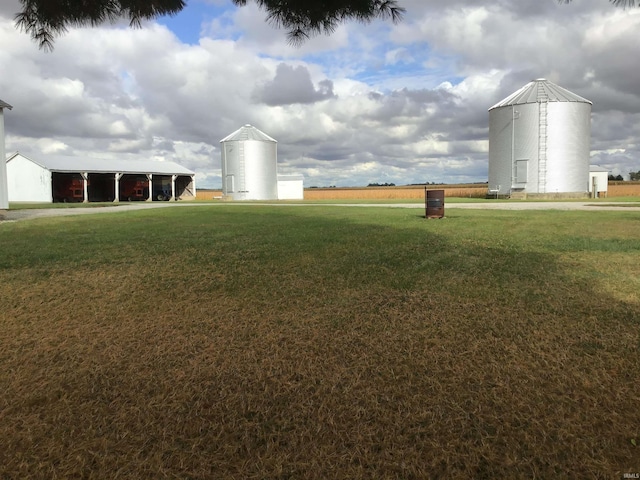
[
  {"xmin": 589, "ymin": 171, "xmax": 608, "ymax": 195},
  {"xmin": 7, "ymin": 154, "xmax": 53, "ymax": 202},
  {"xmin": 277, "ymin": 175, "xmax": 304, "ymax": 200}
]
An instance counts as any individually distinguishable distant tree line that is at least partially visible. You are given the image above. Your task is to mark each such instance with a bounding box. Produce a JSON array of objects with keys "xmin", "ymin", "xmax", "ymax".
[
  {"xmin": 367, "ymin": 182, "xmax": 396, "ymax": 187},
  {"xmin": 607, "ymin": 171, "xmax": 640, "ymax": 181}
]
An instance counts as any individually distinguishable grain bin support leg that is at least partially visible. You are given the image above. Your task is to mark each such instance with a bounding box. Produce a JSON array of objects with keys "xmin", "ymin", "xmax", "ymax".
[{"xmin": 171, "ymin": 174, "xmax": 177, "ymax": 201}]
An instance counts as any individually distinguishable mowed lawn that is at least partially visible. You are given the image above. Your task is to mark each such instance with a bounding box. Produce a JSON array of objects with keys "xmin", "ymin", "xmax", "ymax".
[{"xmin": 0, "ymin": 205, "xmax": 638, "ymax": 478}]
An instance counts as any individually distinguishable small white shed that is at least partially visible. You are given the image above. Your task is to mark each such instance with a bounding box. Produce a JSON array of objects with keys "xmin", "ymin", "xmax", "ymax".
[
  {"xmin": 589, "ymin": 165, "xmax": 609, "ymax": 198},
  {"xmin": 277, "ymin": 174, "xmax": 304, "ymax": 200}
]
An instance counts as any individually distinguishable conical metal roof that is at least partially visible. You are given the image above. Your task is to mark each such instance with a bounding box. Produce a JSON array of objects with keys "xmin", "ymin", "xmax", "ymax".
[
  {"xmin": 0, "ymin": 98, "xmax": 12, "ymax": 110},
  {"xmin": 220, "ymin": 124, "xmax": 277, "ymax": 143},
  {"xmin": 489, "ymin": 78, "xmax": 591, "ymax": 110}
]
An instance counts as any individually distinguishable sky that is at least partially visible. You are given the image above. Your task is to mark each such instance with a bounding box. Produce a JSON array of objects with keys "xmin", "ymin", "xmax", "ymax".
[{"xmin": 1, "ymin": 0, "xmax": 640, "ymax": 188}]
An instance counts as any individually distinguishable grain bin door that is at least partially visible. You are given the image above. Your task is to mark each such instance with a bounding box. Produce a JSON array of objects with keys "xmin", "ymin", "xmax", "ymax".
[{"xmin": 226, "ymin": 175, "xmax": 235, "ymax": 193}]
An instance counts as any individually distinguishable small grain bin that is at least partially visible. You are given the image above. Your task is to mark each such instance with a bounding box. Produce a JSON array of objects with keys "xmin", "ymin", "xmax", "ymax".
[
  {"xmin": 220, "ymin": 124, "xmax": 278, "ymax": 201},
  {"xmin": 488, "ymin": 79, "xmax": 592, "ymax": 197}
]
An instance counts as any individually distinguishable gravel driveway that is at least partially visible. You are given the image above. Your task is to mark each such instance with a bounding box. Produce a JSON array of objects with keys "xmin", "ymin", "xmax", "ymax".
[{"xmin": 1, "ymin": 200, "xmax": 639, "ymax": 223}]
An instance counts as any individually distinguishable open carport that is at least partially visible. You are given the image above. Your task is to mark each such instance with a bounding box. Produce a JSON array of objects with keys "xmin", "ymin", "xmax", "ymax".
[{"xmin": 7, "ymin": 152, "xmax": 196, "ymax": 203}]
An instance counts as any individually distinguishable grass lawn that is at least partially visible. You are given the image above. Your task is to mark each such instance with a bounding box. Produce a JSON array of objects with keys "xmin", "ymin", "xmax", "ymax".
[{"xmin": 0, "ymin": 205, "xmax": 639, "ymax": 478}]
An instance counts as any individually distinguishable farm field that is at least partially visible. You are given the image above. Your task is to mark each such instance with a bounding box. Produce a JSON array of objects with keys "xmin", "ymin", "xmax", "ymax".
[
  {"xmin": 1, "ymin": 206, "xmax": 639, "ymax": 478},
  {"xmin": 195, "ymin": 181, "xmax": 640, "ymax": 201}
]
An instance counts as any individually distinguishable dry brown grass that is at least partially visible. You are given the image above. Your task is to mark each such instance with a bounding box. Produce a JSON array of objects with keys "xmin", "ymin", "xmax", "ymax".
[{"xmin": 1, "ymin": 207, "xmax": 639, "ymax": 478}]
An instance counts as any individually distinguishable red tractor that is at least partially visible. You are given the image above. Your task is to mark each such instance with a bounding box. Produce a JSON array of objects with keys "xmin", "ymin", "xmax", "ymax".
[
  {"xmin": 53, "ymin": 175, "xmax": 85, "ymax": 202},
  {"xmin": 120, "ymin": 178, "xmax": 149, "ymax": 201}
]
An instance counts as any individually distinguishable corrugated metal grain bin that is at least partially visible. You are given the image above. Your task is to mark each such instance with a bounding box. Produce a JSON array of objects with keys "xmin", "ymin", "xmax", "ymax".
[
  {"xmin": 425, "ymin": 189, "xmax": 445, "ymax": 219},
  {"xmin": 220, "ymin": 124, "xmax": 278, "ymax": 201},
  {"xmin": 488, "ymin": 78, "xmax": 592, "ymax": 197}
]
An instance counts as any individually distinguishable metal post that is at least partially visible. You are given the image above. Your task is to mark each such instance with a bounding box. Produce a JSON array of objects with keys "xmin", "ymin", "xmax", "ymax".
[
  {"xmin": 147, "ymin": 174, "xmax": 153, "ymax": 201},
  {"xmin": 0, "ymin": 102, "xmax": 13, "ymax": 210},
  {"xmin": 81, "ymin": 172, "xmax": 89, "ymax": 203},
  {"xmin": 114, "ymin": 172, "xmax": 123, "ymax": 202}
]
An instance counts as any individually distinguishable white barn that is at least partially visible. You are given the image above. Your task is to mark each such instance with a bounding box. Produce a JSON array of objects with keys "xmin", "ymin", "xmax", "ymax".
[{"xmin": 6, "ymin": 152, "xmax": 196, "ymax": 203}]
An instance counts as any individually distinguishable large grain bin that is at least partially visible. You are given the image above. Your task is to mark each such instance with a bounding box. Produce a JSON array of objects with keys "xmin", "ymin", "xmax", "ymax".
[
  {"xmin": 488, "ymin": 79, "xmax": 592, "ymax": 197},
  {"xmin": 220, "ymin": 124, "xmax": 278, "ymax": 201}
]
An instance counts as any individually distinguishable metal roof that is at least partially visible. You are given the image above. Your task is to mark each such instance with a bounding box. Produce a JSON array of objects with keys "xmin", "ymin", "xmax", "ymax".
[
  {"xmin": 589, "ymin": 165, "xmax": 609, "ymax": 172},
  {"xmin": 0, "ymin": 98, "xmax": 12, "ymax": 110},
  {"xmin": 277, "ymin": 174, "xmax": 304, "ymax": 181},
  {"xmin": 220, "ymin": 124, "xmax": 277, "ymax": 143},
  {"xmin": 7, "ymin": 152, "xmax": 194, "ymax": 175},
  {"xmin": 489, "ymin": 78, "xmax": 592, "ymax": 110}
]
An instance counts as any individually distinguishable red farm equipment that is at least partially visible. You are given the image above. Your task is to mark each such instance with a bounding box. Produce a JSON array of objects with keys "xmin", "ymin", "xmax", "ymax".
[
  {"xmin": 53, "ymin": 175, "xmax": 86, "ymax": 203},
  {"xmin": 120, "ymin": 178, "xmax": 149, "ymax": 201}
]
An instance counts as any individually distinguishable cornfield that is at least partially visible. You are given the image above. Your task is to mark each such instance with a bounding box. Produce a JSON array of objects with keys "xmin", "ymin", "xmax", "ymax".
[{"xmin": 196, "ymin": 182, "xmax": 640, "ymax": 201}]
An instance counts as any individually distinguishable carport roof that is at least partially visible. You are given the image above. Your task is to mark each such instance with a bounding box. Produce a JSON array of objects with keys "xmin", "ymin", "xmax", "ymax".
[{"xmin": 7, "ymin": 152, "xmax": 194, "ymax": 175}]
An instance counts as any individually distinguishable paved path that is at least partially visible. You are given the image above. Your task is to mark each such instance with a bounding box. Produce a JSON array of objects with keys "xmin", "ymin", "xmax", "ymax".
[{"xmin": 1, "ymin": 200, "xmax": 639, "ymax": 223}]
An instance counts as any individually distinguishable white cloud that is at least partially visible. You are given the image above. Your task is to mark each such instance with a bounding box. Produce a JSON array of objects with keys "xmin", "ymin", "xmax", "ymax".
[{"xmin": 2, "ymin": 1, "xmax": 640, "ymax": 188}]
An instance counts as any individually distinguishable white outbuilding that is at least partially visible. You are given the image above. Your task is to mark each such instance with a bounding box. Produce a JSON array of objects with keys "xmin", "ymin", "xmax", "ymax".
[
  {"xmin": 589, "ymin": 165, "xmax": 609, "ymax": 198},
  {"xmin": 277, "ymin": 174, "xmax": 304, "ymax": 200},
  {"xmin": 488, "ymin": 78, "xmax": 592, "ymax": 197},
  {"xmin": 6, "ymin": 152, "xmax": 196, "ymax": 203}
]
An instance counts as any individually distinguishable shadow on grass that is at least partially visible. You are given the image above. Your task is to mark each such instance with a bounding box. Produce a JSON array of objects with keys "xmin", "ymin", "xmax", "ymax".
[{"xmin": 0, "ymin": 206, "xmax": 638, "ymax": 478}]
